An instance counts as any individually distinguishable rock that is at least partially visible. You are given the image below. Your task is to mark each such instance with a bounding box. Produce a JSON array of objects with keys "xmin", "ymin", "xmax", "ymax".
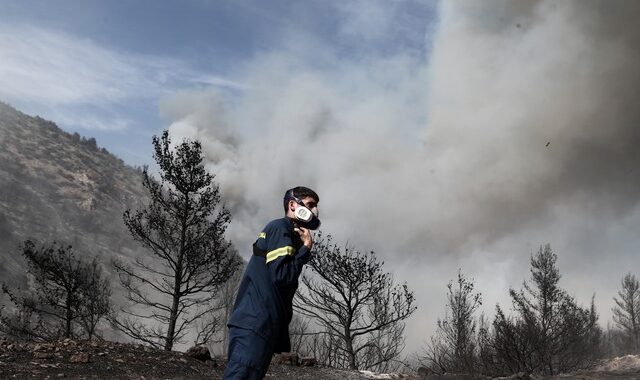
[
  {"xmin": 185, "ymin": 345, "xmax": 211, "ymax": 361},
  {"xmin": 422, "ymin": 374, "xmax": 488, "ymax": 380},
  {"xmin": 494, "ymin": 373, "xmax": 533, "ymax": 380},
  {"xmin": 33, "ymin": 343, "xmax": 54, "ymax": 352},
  {"xmin": 209, "ymin": 358, "xmax": 225, "ymax": 368},
  {"xmin": 417, "ymin": 367, "xmax": 433, "ymax": 378},
  {"xmin": 299, "ymin": 356, "xmax": 316, "ymax": 367},
  {"xmin": 62, "ymin": 339, "xmax": 76, "ymax": 347},
  {"xmin": 69, "ymin": 353, "xmax": 90, "ymax": 363},
  {"xmin": 33, "ymin": 352, "xmax": 54, "ymax": 359},
  {"xmin": 273, "ymin": 352, "xmax": 299, "ymax": 366}
]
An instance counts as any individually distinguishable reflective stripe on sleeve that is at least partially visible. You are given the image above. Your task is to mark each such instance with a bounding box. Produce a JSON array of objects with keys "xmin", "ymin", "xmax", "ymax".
[{"xmin": 266, "ymin": 246, "xmax": 295, "ymax": 263}]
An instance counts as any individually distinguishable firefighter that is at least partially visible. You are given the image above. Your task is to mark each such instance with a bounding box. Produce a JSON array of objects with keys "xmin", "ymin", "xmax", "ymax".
[{"xmin": 223, "ymin": 186, "xmax": 320, "ymax": 379}]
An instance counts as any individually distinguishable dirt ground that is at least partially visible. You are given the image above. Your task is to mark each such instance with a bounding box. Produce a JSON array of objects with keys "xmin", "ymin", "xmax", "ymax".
[
  {"xmin": 2, "ymin": 339, "xmax": 640, "ymax": 380},
  {"xmin": 0, "ymin": 339, "xmax": 406, "ymax": 379}
]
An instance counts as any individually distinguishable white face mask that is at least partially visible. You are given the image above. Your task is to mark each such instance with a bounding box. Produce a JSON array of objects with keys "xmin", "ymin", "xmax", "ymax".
[
  {"xmin": 294, "ymin": 203, "xmax": 319, "ymax": 222},
  {"xmin": 291, "ymin": 200, "xmax": 321, "ymax": 230},
  {"xmin": 294, "ymin": 206, "xmax": 314, "ymax": 222}
]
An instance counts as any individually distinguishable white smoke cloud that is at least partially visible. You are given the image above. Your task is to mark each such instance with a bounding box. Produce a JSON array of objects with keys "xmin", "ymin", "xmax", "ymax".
[{"xmin": 161, "ymin": 0, "xmax": 640, "ymax": 354}]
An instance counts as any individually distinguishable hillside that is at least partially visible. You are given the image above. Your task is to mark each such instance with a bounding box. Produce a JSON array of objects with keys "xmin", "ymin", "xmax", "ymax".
[{"xmin": 0, "ymin": 102, "xmax": 147, "ymax": 284}]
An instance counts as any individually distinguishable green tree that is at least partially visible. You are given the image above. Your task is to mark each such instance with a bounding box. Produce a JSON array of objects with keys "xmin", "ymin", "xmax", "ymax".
[{"xmin": 113, "ymin": 130, "xmax": 241, "ymax": 351}]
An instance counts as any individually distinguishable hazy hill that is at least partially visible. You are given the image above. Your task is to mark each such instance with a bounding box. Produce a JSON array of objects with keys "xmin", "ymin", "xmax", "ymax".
[{"xmin": 0, "ymin": 102, "xmax": 147, "ymax": 284}]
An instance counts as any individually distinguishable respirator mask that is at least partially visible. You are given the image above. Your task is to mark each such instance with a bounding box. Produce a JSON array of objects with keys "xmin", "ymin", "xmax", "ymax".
[{"xmin": 284, "ymin": 190, "xmax": 321, "ymax": 230}]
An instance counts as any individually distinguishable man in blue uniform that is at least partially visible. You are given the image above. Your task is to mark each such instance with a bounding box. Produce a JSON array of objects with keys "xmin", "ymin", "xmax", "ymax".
[{"xmin": 223, "ymin": 186, "xmax": 320, "ymax": 380}]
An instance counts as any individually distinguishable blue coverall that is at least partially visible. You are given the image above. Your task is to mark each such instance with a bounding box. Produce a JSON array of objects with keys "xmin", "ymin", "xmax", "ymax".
[{"xmin": 223, "ymin": 217, "xmax": 312, "ymax": 379}]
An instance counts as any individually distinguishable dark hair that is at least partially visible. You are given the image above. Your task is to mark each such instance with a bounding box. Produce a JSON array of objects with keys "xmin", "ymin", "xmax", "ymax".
[{"xmin": 283, "ymin": 186, "xmax": 319, "ymax": 212}]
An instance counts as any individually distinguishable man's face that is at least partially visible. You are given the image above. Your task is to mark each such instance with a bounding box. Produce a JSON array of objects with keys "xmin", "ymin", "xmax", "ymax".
[{"xmin": 290, "ymin": 196, "xmax": 319, "ymax": 217}]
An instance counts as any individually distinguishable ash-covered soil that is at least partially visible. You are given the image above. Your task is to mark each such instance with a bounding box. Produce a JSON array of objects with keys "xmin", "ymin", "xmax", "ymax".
[
  {"xmin": 2, "ymin": 339, "xmax": 640, "ymax": 380},
  {"xmin": 0, "ymin": 339, "xmax": 409, "ymax": 379}
]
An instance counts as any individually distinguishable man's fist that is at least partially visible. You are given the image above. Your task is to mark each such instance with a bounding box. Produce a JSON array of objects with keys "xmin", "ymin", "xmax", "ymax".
[{"xmin": 294, "ymin": 226, "xmax": 313, "ymax": 249}]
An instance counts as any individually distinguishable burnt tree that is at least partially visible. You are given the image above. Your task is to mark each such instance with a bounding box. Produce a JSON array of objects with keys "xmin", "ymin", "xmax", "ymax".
[
  {"xmin": 425, "ymin": 270, "xmax": 482, "ymax": 374},
  {"xmin": 294, "ymin": 235, "xmax": 416, "ymax": 371},
  {"xmin": 492, "ymin": 244, "xmax": 601, "ymax": 376},
  {"xmin": 113, "ymin": 130, "xmax": 240, "ymax": 351},
  {"xmin": 0, "ymin": 240, "xmax": 111, "ymax": 340},
  {"xmin": 612, "ymin": 273, "xmax": 640, "ymax": 353}
]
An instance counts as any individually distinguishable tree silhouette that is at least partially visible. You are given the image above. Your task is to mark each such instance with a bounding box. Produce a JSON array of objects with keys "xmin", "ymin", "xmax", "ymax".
[
  {"xmin": 294, "ymin": 235, "xmax": 416, "ymax": 370},
  {"xmin": 113, "ymin": 130, "xmax": 241, "ymax": 351},
  {"xmin": 0, "ymin": 240, "xmax": 111, "ymax": 340},
  {"xmin": 612, "ymin": 273, "xmax": 640, "ymax": 353},
  {"xmin": 425, "ymin": 270, "xmax": 482, "ymax": 374},
  {"xmin": 492, "ymin": 244, "xmax": 600, "ymax": 375}
]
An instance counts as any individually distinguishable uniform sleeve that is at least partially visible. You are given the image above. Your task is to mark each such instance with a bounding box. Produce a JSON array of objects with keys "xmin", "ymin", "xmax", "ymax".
[{"xmin": 259, "ymin": 221, "xmax": 311, "ymax": 287}]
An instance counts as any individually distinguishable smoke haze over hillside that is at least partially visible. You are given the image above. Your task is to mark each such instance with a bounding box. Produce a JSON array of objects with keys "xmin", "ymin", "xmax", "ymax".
[{"xmin": 158, "ymin": 0, "xmax": 640, "ymax": 353}]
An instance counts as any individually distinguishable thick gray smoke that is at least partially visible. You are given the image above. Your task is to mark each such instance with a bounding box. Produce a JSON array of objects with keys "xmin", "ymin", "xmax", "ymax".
[{"xmin": 161, "ymin": 1, "xmax": 640, "ymax": 353}]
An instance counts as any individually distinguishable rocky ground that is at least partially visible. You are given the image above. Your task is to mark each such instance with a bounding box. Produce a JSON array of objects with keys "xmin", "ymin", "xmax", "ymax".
[
  {"xmin": 0, "ymin": 339, "xmax": 413, "ymax": 379},
  {"xmin": 2, "ymin": 339, "xmax": 640, "ymax": 380}
]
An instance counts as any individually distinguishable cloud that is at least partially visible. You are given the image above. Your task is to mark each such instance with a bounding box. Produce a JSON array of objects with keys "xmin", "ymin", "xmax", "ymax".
[
  {"xmin": 162, "ymin": 0, "xmax": 640, "ymax": 355},
  {"xmin": 0, "ymin": 26, "xmax": 146, "ymax": 105},
  {"xmin": 0, "ymin": 25, "xmax": 243, "ymax": 131}
]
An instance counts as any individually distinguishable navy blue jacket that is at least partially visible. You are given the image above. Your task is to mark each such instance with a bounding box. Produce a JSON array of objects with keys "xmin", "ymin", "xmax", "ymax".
[{"xmin": 227, "ymin": 217, "xmax": 312, "ymax": 353}]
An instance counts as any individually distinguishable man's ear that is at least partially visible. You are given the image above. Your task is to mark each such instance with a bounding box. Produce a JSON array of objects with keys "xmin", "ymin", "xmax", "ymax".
[{"xmin": 288, "ymin": 200, "xmax": 296, "ymax": 212}]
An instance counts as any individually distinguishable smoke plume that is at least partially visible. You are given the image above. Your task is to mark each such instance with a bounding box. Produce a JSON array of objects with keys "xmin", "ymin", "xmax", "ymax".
[{"xmin": 161, "ymin": 1, "xmax": 640, "ymax": 352}]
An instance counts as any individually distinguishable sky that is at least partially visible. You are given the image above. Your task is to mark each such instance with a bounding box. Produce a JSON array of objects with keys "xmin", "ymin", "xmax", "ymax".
[{"xmin": 2, "ymin": 0, "xmax": 640, "ymax": 358}]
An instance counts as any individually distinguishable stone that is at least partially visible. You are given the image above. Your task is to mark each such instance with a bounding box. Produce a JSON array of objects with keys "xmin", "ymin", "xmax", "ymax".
[
  {"xmin": 33, "ymin": 352, "xmax": 54, "ymax": 359},
  {"xmin": 185, "ymin": 345, "xmax": 211, "ymax": 361},
  {"xmin": 299, "ymin": 356, "xmax": 316, "ymax": 367},
  {"xmin": 69, "ymin": 353, "xmax": 90, "ymax": 363},
  {"xmin": 494, "ymin": 373, "xmax": 533, "ymax": 380},
  {"xmin": 33, "ymin": 343, "xmax": 54, "ymax": 351},
  {"xmin": 274, "ymin": 352, "xmax": 299, "ymax": 366},
  {"xmin": 417, "ymin": 367, "xmax": 434, "ymax": 378}
]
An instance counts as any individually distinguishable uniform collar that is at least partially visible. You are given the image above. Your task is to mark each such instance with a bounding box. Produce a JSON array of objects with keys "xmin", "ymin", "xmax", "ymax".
[{"xmin": 283, "ymin": 216, "xmax": 295, "ymax": 229}]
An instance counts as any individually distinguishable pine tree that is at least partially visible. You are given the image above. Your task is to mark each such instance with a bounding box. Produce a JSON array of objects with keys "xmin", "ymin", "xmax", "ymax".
[
  {"xmin": 492, "ymin": 244, "xmax": 600, "ymax": 375},
  {"xmin": 424, "ymin": 270, "xmax": 482, "ymax": 374},
  {"xmin": 113, "ymin": 130, "xmax": 241, "ymax": 350},
  {"xmin": 612, "ymin": 273, "xmax": 640, "ymax": 353}
]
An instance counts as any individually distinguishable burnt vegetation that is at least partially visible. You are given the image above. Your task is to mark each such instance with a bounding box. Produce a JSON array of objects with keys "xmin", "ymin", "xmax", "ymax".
[
  {"xmin": 422, "ymin": 244, "xmax": 640, "ymax": 378},
  {"xmin": 293, "ymin": 235, "xmax": 416, "ymax": 372},
  {"xmin": 2, "ymin": 104, "xmax": 640, "ymax": 378},
  {"xmin": 112, "ymin": 130, "xmax": 242, "ymax": 351},
  {"xmin": 0, "ymin": 240, "xmax": 111, "ymax": 341}
]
